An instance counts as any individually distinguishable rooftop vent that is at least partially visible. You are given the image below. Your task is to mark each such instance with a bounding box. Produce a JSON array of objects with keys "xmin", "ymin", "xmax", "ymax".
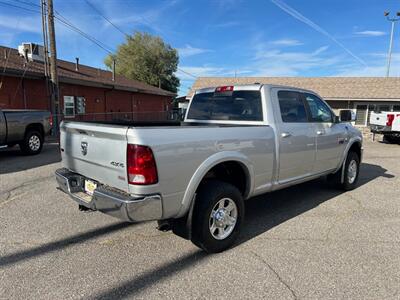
[{"xmin": 18, "ymin": 43, "xmax": 45, "ymax": 62}]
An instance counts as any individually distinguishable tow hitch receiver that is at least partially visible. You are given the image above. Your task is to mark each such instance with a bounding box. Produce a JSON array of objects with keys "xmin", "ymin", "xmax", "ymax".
[{"xmin": 78, "ymin": 205, "xmax": 95, "ymax": 213}]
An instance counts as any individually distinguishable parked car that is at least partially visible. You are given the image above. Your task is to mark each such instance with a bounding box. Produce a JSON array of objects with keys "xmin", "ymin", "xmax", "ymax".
[
  {"xmin": 370, "ymin": 111, "xmax": 400, "ymax": 143},
  {"xmin": 55, "ymin": 84, "xmax": 362, "ymax": 253},
  {"xmin": 0, "ymin": 108, "xmax": 52, "ymax": 154}
]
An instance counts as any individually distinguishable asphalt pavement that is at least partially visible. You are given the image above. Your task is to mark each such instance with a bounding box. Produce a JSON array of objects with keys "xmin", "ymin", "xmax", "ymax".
[{"xmin": 0, "ymin": 139, "xmax": 399, "ymax": 299}]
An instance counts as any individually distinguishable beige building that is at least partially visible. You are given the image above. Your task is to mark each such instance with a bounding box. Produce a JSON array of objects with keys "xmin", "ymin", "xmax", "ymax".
[{"xmin": 187, "ymin": 77, "xmax": 400, "ymax": 127}]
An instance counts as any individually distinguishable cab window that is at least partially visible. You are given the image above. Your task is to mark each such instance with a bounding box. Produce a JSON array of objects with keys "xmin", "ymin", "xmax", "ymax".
[
  {"xmin": 304, "ymin": 93, "xmax": 333, "ymax": 123},
  {"xmin": 277, "ymin": 91, "xmax": 308, "ymax": 123}
]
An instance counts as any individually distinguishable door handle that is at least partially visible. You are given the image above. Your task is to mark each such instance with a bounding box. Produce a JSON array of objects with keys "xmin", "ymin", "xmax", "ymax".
[
  {"xmin": 281, "ymin": 132, "xmax": 292, "ymax": 138},
  {"xmin": 316, "ymin": 130, "xmax": 325, "ymax": 135}
]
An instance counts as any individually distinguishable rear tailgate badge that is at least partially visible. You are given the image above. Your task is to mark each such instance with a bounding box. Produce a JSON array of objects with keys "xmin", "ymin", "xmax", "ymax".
[{"xmin": 81, "ymin": 141, "xmax": 88, "ymax": 156}]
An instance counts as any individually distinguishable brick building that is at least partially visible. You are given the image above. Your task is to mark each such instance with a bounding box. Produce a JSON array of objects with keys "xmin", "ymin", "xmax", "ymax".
[{"xmin": 0, "ymin": 45, "xmax": 175, "ymax": 122}]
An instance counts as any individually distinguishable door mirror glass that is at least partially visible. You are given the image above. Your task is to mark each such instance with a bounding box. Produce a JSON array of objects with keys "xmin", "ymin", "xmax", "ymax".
[{"xmin": 339, "ymin": 110, "xmax": 356, "ymax": 122}]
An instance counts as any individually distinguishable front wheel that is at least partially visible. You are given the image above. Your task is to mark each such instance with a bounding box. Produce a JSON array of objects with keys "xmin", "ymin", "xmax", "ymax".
[
  {"xmin": 19, "ymin": 130, "xmax": 43, "ymax": 155},
  {"xmin": 329, "ymin": 151, "xmax": 360, "ymax": 191},
  {"xmin": 191, "ymin": 180, "xmax": 244, "ymax": 253}
]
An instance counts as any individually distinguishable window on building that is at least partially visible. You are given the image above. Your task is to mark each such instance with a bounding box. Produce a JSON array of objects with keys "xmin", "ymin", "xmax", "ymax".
[
  {"xmin": 304, "ymin": 93, "xmax": 333, "ymax": 123},
  {"xmin": 76, "ymin": 97, "xmax": 86, "ymax": 114},
  {"xmin": 63, "ymin": 96, "xmax": 75, "ymax": 117},
  {"xmin": 278, "ymin": 91, "xmax": 308, "ymax": 123},
  {"xmin": 355, "ymin": 105, "xmax": 367, "ymax": 125},
  {"xmin": 374, "ymin": 105, "xmax": 390, "ymax": 113},
  {"xmin": 393, "ymin": 105, "xmax": 400, "ymax": 112}
]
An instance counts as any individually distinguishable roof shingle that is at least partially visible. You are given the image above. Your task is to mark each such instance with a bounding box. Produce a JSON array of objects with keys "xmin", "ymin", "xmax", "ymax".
[{"xmin": 188, "ymin": 77, "xmax": 400, "ymax": 100}]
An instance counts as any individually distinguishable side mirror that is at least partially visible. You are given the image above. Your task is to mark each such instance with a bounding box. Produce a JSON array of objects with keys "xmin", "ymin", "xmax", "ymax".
[{"xmin": 339, "ymin": 110, "xmax": 356, "ymax": 122}]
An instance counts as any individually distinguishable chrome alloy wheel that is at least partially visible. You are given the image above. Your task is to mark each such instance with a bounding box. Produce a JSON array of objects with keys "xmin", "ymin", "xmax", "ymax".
[
  {"xmin": 347, "ymin": 159, "xmax": 358, "ymax": 184},
  {"xmin": 209, "ymin": 198, "xmax": 238, "ymax": 240},
  {"xmin": 29, "ymin": 135, "xmax": 41, "ymax": 151}
]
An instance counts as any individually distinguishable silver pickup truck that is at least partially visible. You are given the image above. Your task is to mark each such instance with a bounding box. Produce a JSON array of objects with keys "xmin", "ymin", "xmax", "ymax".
[
  {"xmin": 56, "ymin": 84, "xmax": 362, "ymax": 253},
  {"xmin": 0, "ymin": 108, "xmax": 52, "ymax": 155}
]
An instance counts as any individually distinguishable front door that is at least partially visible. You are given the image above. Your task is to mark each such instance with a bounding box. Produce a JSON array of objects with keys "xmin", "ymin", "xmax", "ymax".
[
  {"xmin": 303, "ymin": 93, "xmax": 346, "ymax": 173},
  {"xmin": 274, "ymin": 90, "xmax": 316, "ymax": 184}
]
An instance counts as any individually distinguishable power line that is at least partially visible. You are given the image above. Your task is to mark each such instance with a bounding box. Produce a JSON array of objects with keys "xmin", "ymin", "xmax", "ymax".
[
  {"xmin": 0, "ymin": 0, "xmax": 115, "ymax": 55},
  {"xmin": 53, "ymin": 7, "xmax": 115, "ymax": 53},
  {"xmin": 12, "ymin": 60, "xmax": 31, "ymax": 103},
  {"xmin": 14, "ymin": 0, "xmax": 41, "ymax": 8},
  {"xmin": 176, "ymin": 68, "xmax": 197, "ymax": 79},
  {"xmin": 82, "ymin": 0, "xmax": 198, "ymax": 80},
  {"xmin": 83, "ymin": 0, "xmax": 129, "ymax": 37},
  {"xmin": 1, "ymin": 0, "xmax": 198, "ymax": 81},
  {"xmin": 55, "ymin": 16, "xmax": 115, "ymax": 54},
  {"xmin": 0, "ymin": 0, "xmax": 40, "ymax": 13}
]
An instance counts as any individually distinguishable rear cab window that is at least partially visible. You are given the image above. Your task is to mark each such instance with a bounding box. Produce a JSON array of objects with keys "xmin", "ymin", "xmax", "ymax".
[{"xmin": 186, "ymin": 88, "xmax": 263, "ymax": 122}]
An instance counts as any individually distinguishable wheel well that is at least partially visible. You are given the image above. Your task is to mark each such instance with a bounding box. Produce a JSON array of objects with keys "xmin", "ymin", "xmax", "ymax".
[
  {"xmin": 25, "ymin": 123, "xmax": 44, "ymax": 138},
  {"xmin": 200, "ymin": 161, "xmax": 249, "ymax": 197},
  {"xmin": 348, "ymin": 141, "xmax": 361, "ymax": 159}
]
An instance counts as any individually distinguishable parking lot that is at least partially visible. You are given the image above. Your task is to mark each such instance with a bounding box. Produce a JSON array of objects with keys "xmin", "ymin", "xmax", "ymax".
[{"xmin": 0, "ymin": 139, "xmax": 399, "ymax": 299}]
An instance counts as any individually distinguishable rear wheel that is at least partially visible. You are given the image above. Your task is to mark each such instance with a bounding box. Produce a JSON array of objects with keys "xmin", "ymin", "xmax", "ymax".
[
  {"xmin": 191, "ymin": 180, "xmax": 244, "ymax": 253},
  {"xmin": 19, "ymin": 130, "xmax": 43, "ymax": 155},
  {"xmin": 383, "ymin": 134, "xmax": 400, "ymax": 144}
]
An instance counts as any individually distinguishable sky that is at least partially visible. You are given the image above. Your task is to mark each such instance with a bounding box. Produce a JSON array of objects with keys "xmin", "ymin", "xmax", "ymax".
[{"xmin": 0, "ymin": 0, "xmax": 399, "ymax": 96}]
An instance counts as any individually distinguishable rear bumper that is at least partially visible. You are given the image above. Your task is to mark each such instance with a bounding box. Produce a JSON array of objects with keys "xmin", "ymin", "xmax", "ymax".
[
  {"xmin": 370, "ymin": 124, "xmax": 391, "ymax": 133},
  {"xmin": 55, "ymin": 168, "xmax": 162, "ymax": 222}
]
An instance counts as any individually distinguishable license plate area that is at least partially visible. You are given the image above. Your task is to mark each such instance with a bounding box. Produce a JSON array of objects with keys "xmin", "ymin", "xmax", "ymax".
[{"xmin": 84, "ymin": 179, "xmax": 97, "ymax": 196}]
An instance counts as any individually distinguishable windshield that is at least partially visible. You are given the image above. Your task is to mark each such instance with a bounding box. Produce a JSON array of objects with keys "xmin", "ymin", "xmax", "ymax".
[{"xmin": 187, "ymin": 90, "xmax": 263, "ymax": 121}]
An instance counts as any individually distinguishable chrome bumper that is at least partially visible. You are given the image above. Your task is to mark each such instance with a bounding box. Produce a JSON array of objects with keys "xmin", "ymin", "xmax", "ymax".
[{"xmin": 55, "ymin": 168, "xmax": 162, "ymax": 222}]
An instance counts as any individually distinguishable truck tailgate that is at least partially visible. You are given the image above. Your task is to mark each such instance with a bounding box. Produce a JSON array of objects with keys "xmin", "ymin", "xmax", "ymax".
[
  {"xmin": 60, "ymin": 122, "xmax": 129, "ymax": 192},
  {"xmin": 369, "ymin": 112, "xmax": 387, "ymax": 126}
]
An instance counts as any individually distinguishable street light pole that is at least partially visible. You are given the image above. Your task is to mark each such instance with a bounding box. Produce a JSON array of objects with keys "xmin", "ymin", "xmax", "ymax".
[{"xmin": 384, "ymin": 11, "xmax": 400, "ymax": 77}]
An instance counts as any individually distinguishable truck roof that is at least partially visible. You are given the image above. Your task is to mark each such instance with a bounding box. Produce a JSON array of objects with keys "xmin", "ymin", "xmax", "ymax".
[{"xmin": 194, "ymin": 83, "xmax": 318, "ymax": 96}]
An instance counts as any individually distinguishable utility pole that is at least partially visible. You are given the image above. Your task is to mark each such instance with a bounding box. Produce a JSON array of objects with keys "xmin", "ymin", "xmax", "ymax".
[
  {"xmin": 47, "ymin": 0, "xmax": 59, "ymax": 134},
  {"xmin": 40, "ymin": 0, "xmax": 49, "ymax": 78},
  {"xmin": 384, "ymin": 11, "xmax": 400, "ymax": 77}
]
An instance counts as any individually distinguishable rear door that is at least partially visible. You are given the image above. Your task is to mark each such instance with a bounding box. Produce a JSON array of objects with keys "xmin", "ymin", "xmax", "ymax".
[
  {"xmin": 274, "ymin": 89, "xmax": 316, "ymax": 183},
  {"xmin": 303, "ymin": 93, "xmax": 346, "ymax": 173},
  {"xmin": 60, "ymin": 122, "xmax": 129, "ymax": 192}
]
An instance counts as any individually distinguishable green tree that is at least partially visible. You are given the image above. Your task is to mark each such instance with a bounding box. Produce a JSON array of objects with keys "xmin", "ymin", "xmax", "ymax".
[{"xmin": 105, "ymin": 32, "xmax": 179, "ymax": 93}]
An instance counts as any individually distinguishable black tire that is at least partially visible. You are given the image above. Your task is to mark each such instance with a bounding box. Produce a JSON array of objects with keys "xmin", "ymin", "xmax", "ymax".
[
  {"xmin": 191, "ymin": 180, "xmax": 244, "ymax": 253},
  {"xmin": 329, "ymin": 151, "xmax": 360, "ymax": 191},
  {"xmin": 383, "ymin": 134, "xmax": 400, "ymax": 144},
  {"xmin": 383, "ymin": 135, "xmax": 395, "ymax": 144},
  {"xmin": 19, "ymin": 130, "xmax": 43, "ymax": 155}
]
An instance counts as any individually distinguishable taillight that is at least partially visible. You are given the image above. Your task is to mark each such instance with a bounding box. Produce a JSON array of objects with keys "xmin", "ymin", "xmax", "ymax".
[
  {"xmin": 48, "ymin": 114, "xmax": 53, "ymax": 127},
  {"xmin": 386, "ymin": 114, "xmax": 395, "ymax": 126},
  {"xmin": 127, "ymin": 144, "xmax": 158, "ymax": 185}
]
